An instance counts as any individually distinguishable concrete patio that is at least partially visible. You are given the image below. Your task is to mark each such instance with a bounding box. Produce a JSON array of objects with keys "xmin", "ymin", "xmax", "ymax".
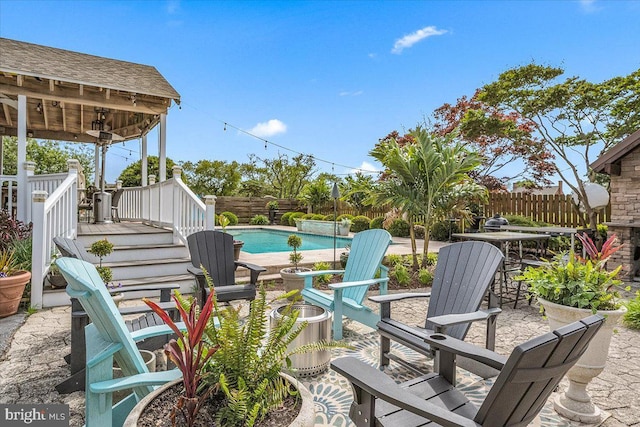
[{"xmin": 1, "ymin": 285, "xmax": 638, "ymax": 426}]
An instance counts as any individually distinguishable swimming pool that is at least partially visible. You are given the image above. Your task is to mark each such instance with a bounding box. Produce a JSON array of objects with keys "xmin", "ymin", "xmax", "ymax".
[{"xmin": 228, "ymin": 228, "xmax": 353, "ymax": 254}]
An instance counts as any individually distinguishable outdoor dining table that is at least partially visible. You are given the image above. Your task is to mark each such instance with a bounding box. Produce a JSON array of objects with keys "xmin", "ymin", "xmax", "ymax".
[
  {"xmin": 499, "ymin": 225, "xmax": 580, "ymax": 253},
  {"xmin": 451, "ymin": 231, "xmax": 551, "ymax": 306}
]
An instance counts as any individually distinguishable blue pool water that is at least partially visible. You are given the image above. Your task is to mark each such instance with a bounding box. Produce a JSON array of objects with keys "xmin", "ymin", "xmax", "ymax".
[{"xmin": 228, "ymin": 228, "xmax": 353, "ymax": 254}]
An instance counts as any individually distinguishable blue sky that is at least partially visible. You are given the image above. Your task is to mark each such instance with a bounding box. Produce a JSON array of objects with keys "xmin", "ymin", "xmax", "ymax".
[{"xmin": 1, "ymin": 0, "xmax": 639, "ymax": 183}]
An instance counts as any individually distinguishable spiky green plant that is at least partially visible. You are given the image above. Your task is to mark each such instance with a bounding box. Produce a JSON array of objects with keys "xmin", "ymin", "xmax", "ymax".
[{"xmin": 202, "ymin": 275, "xmax": 345, "ymax": 427}]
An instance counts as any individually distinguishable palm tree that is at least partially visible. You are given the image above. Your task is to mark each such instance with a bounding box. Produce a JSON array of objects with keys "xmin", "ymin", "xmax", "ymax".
[{"xmin": 370, "ymin": 127, "xmax": 482, "ymax": 268}]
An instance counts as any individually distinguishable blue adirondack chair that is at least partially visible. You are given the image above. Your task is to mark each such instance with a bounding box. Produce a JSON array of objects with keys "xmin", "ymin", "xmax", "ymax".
[
  {"xmin": 298, "ymin": 229, "xmax": 392, "ymax": 340},
  {"xmin": 56, "ymin": 257, "xmax": 184, "ymax": 427}
]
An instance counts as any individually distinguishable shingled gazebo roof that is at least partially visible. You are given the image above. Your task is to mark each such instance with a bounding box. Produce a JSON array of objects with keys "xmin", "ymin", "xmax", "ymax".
[{"xmin": 0, "ymin": 38, "xmax": 180, "ymax": 143}]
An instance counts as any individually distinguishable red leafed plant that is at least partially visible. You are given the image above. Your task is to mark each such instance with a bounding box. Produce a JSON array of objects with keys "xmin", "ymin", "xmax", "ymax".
[
  {"xmin": 576, "ymin": 232, "xmax": 622, "ymax": 266},
  {"xmin": 144, "ymin": 290, "xmax": 218, "ymax": 427}
]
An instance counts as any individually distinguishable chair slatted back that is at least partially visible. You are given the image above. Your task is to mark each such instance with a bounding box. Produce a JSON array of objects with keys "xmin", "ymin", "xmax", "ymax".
[
  {"xmin": 476, "ymin": 314, "xmax": 604, "ymax": 426},
  {"xmin": 53, "ymin": 236, "xmax": 91, "ymax": 261},
  {"xmin": 111, "ymin": 189, "xmax": 124, "ymax": 208},
  {"xmin": 426, "ymin": 241, "xmax": 503, "ymax": 340},
  {"xmin": 55, "ymin": 257, "xmax": 153, "ymax": 398},
  {"xmin": 341, "ymin": 229, "xmax": 392, "ymax": 304},
  {"xmin": 187, "ymin": 230, "xmax": 236, "ymax": 286}
]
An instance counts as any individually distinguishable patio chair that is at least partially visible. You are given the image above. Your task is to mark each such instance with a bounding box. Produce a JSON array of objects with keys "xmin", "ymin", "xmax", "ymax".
[
  {"xmin": 110, "ymin": 188, "xmax": 124, "ymax": 222},
  {"xmin": 55, "ymin": 257, "xmax": 184, "ymax": 427},
  {"xmin": 298, "ymin": 229, "xmax": 392, "ymax": 340},
  {"xmin": 52, "ymin": 237, "xmax": 179, "ymax": 394},
  {"xmin": 371, "ymin": 241, "xmax": 503, "ymax": 376},
  {"xmin": 186, "ymin": 230, "xmax": 267, "ymax": 306},
  {"xmin": 331, "ymin": 314, "xmax": 605, "ymax": 427}
]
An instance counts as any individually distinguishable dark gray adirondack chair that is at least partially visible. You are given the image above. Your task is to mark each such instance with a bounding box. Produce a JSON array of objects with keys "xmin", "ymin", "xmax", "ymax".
[
  {"xmin": 371, "ymin": 241, "xmax": 504, "ymax": 375},
  {"xmin": 331, "ymin": 314, "xmax": 605, "ymax": 427},
  {"xmin": 186, "ymin": 230, "xmax": 266, "ymax": 305},
  {"xmin": 52, "ymin": 237, "xmax": 179, "ymax": 394}
]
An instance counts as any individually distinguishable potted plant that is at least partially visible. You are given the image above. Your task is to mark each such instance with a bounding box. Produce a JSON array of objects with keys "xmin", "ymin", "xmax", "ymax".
[
  {"xmin": 0, "ymin": 248, "xmax": 32, "ymax": 318},
  {"xmin": 218, "ymin": 214, "xmax": 244, "ymax": 261},
  {"xmin": 125, "ymin": 281, "xmax": 334, "ymax": 426},
  {"xmin": 88, "ymin": 238, "xmax": 114, "ymax": 284},
  {"xmin": 518, "ymin": 233, "xmax": 628, "ymax": 423},
  {"xmin": 338, "ymin": 218, "xmax": 351, "ymax": 236},
  {"xmin": 280, "ymin": 234, "xmax": 312, "ymax": 298},
  {"xmin": 266, "ymin": 200, "xmax": 279, "ymax": 225}
]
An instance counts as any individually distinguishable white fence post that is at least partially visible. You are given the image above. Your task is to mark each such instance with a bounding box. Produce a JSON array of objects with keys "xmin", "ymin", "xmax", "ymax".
[
  {"xmin": 67, "ymin": 159, "xmax": 79, "ymax": 237},
  {"xmin": 24, "ymin": 161, "xmax": 35, "ymax": 223},
  {"xmin": 30, "ymin": 190, "xmax": 48, "ymax": 309},
  {"xmin": 205, "ymin": 195, "xmax": 216, "ymax": 230},
  {"xmin": 172, "ymin": 166, "xmax": 182, "ymax": 244}
]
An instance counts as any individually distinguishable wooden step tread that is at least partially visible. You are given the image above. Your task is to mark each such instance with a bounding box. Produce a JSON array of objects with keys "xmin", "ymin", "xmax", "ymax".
[
  {"xmin": 113, "ymin": 243, "xmax": 186, "ymax": 250},
  {"xmin": 102, "ymin": 257, "xmax": 191, "ymax": 268}
]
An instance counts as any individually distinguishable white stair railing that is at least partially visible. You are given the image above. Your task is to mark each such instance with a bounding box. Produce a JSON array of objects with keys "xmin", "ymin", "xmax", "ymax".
[
  {"xmin": 30, "ymin": 160, "xmax": 80, "ymax": 308},
  {"xmin": 119, "ymin": 166, "xmax": 215, "ymax": 245},
  {"xmin": 1, "ymin": 174, "xmax": 18, "ymax": 216}
]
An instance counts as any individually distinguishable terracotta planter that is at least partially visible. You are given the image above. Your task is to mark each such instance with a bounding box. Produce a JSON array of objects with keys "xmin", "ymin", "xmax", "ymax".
[
  {"xmin": 0, "ymin": 270, "xmax": 31, "ymax": 318},
  {"xmin": 538, "ymin": 298, "xmax": 626, "ymax": 424},
  {"xmin": 123, "ymin": 372, "xmax": 315, "ymax": 427},
  {"xmin": 233, "ymin": 240, "xmax": 244, "ymax": 261},
  {"xmin": 280, "ymin": 267, "xmax": 312, "ymax": 300}
]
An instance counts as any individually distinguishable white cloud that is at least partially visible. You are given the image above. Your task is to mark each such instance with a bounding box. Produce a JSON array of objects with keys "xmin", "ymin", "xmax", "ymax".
[
  {"xmin": 351, "ymin": 161, "xmax": 381, "ymax": 176},
  {"xmin": 339, "ymin": 90, "xmax": 363, "ymax": 97},
  {"xmin": 391, "ymin": 26, "xmax": 447, "ymax": 54},
  {"xmin": 579, "ymin": 0, "xmax": 600, "ymax": 13},
  {"xmin": 247, "ymin": 119, "xmax": 287, "ymax": 138}
]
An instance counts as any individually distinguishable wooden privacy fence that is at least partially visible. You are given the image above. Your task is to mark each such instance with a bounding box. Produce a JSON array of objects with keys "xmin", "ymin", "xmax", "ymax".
[
  {"xmin": 483, "ymin": 193, "xmax": 610, "ymax": 228},
  {"xmin": 214, "ymin": 193, "xmax": 610, "ymax": 228}
]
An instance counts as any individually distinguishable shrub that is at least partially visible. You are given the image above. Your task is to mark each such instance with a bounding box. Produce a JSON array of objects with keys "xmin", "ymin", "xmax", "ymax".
[
  {"xmin": 323, "ymin": 214, "xmax": 335, "ymax": 221},
  {"xmin": 249, "ymin": 214, "xmax": 269, "ymax": 225},
  {"xmin": 418, "ymin": 268, "xmax": 434, "ymax": 286},
  {"xmin": 430, "ymin": 220, "xmax": 460, "ymax": 241},
  {"xmin": 336, "ymin": 214, "xmax": 354, "ymax": 222},
  {"xmin": 387, "ymin": 219, "xmax": 410, "ymax": 237},
  {"xmin": 425, "ymin": 252, "xmax": 438, "ymax": 266},
  {"xmin": 287, "ymin": 234, "xmax": 303, "ymax": 269},
  {"xmin": 390, "ymin": 263, "xmax": 410, "ymax": 286},
  {"xmin": 503, "ymin": 215, "xmax": 538, "ymax": 227},
  {"xmin": 351, "ymin": 215, "xmax": 371, "ymax": 233},
  {"xmin": 385, "ymin": 254, "xmax": 403, "ymax": 266},
  {"xmin": 313, "ymin": 262, "xmax": 332, "ymax": 285},
  {"xmin": 623, "ymin": 292, "xmax": 640, "ymax": 330},
  {"xmin": 220, "ymin": 211, "xmax": 238, "ymax": 226},
  {"xmin": 300, "ymin": 213, "xmax": 313, "ymax": 220},
  {"xmin": 280, "ymin": 211, "xmax": 292, "ymax": 225},
  {"xmin": 311, "ymin": 214, "xmax": 325, "ymax": 220},
  {"xmin": 0, "ymin": 210, "xmax": 32, "ymax": 251},
  {"xmin": 413, "ymin": 224, "xmax": 426, "ymax": 239},
  {"xmin": 369, "ymin": 216, "xmax": 384, "ymax": 230},
  {"xmin": 289, "ymin": 212, "xmax": 305, "ymax": 226}
]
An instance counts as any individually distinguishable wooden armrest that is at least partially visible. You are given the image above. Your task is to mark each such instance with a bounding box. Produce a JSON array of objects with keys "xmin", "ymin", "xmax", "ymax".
[
  {"xmin": 117, "ymin": 301, "xmax": 177, "ymax": 316},
  {"xmin": 90, "ymin": 370, "xmax": 182, "ymax": 394},
  {"xmin": 423, "ymin": 333, "xmax": 507, "ymax": 370},
  {"xmin": 331, "ymin": 357, "xmax": 480, "ymax": 427},
  {"xmin": 427, "ymin": 308, "xmax": 502, "ymax": 329},
  {"xmin": 329, "ymin": 277, "xmax": 389, "ymax": 290},
  {"xmin": 187, "ymin": 265, "xmax": 204, "ymax": 277},
  {"xmin": 369, "ymin": 292, "xmax": 432, "ymax": 303},
  {"xmin": 235, "ymin": 261, "xmax": 267, "ymax": 273}
]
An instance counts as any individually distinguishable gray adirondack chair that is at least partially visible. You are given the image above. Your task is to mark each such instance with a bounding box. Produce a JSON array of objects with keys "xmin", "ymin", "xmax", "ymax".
[
  {"xmin": 52, "ymin": 237, "xmax": 179, "ymax": 394},
  {"xmin": 186, "ymin": 230, "xmax": 267, "ymax": 306},
  {"xmin": 371, "ymin": 241, "xmax": 504, "ymax": 375},
  {"xmin": 331, "ymin": 314, "xmax": 605, "ymax": 427},
  {"xmin": 298, "ymin": 229, "xmax": 392, "ymax": 340},
  {"xmin": 55, "ymin": 257, "xmax": 183, "ymax": 427}
]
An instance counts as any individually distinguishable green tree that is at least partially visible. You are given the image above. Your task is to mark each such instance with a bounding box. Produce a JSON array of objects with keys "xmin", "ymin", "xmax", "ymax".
[
  {"xmin": 247, "ymin": 153, "xmax": 316, "ymax": 198},
  {"xmin": 340, "ymin": 172, "xmax": 377, "ymax": 215},
  {"xmin": 470, "ymin": 63, "xmax": 640, "ymax": 229},
  {"xmin": 298, "ymin": 176, "xmax": 332, "ymax": 213},
  {"xmin": 370, "ymin": 127, "xmax": 482, "ymax": 268},
  {"xmin": 1, "ymin": 137, "xmax": 94, "ymax": 178},
  {"xmin": 181, "ymin": 159, "xmax": 241, "ymax": 197},
  {"xmin": 117, "ymin": 155, "xmax": 175, "ymax": 187}
]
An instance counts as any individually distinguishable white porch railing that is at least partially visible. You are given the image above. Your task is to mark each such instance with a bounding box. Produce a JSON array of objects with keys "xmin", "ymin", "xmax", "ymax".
[
  {"xmin": 29, "ymin": 160, "xmax": 80, "ymax": 308},
  {"xmin": 119, "ymin": 166, "xmax": 215, "ymax": 245},
  {"xmin": 1, "ymin": 174, "xmax": 18, "ymax": 216}
]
